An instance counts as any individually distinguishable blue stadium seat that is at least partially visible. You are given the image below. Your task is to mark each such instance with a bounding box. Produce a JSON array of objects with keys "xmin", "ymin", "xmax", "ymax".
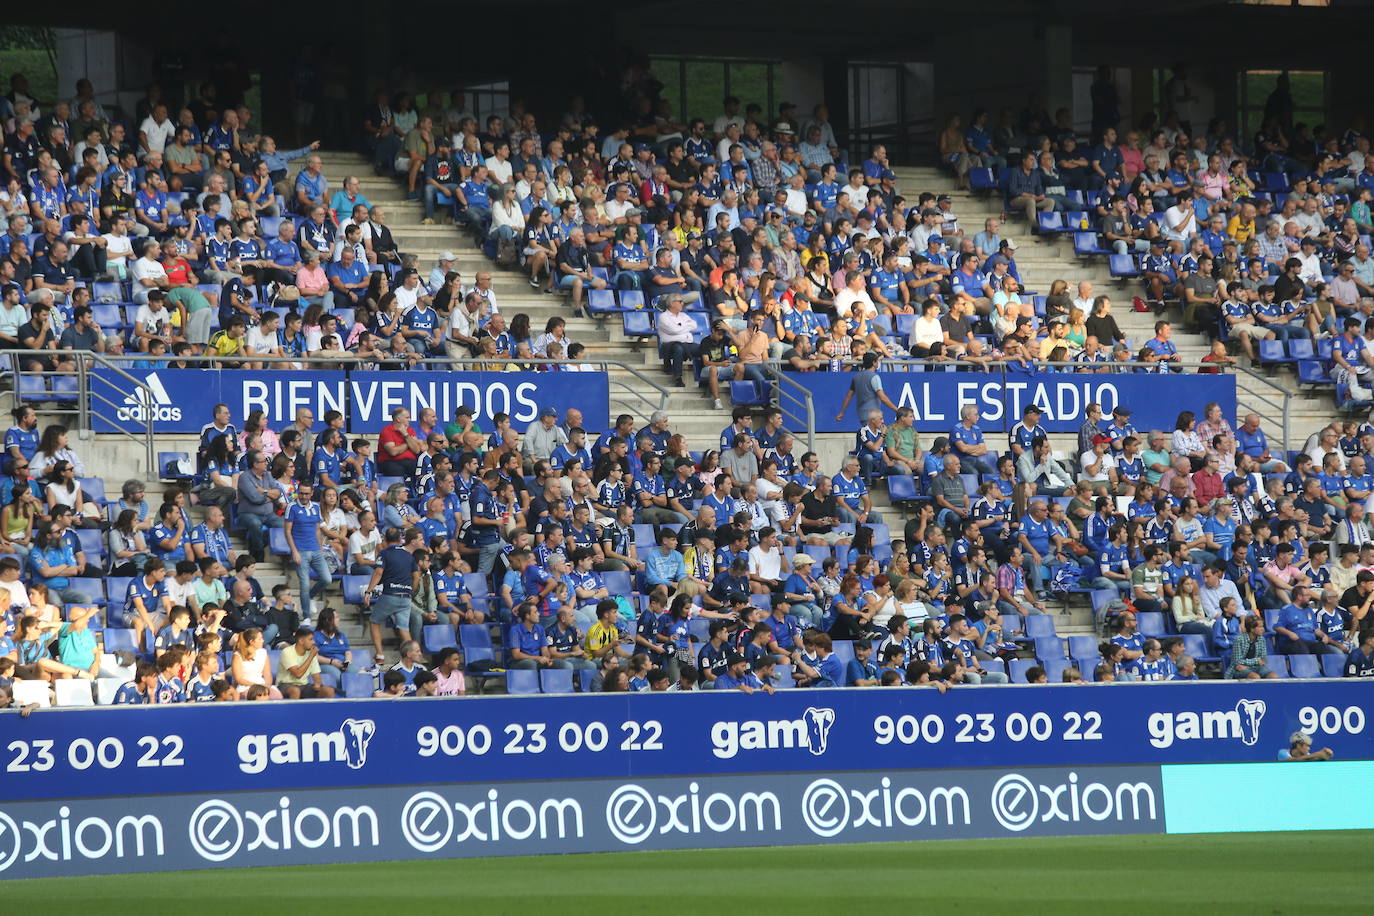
[
  {"xmin": 1034, "ymin": 637, "xmax": 1066, "ymax": 659},
  {"xmin": 422, "ymin": 625, "xmax": 457, "ymax": 653},
  {"xmin": 773, "ymin": 665, "xmax": 794, "ymax": 688},
  {"xmin": 623, "ymin": 311, "xmax": 655, "ymax": 338},
  {"xmin": 341, "ymin": 672, "xmax": 375, "ymax": 698},
  {"xmin": 633, "ymin": 524, "xmax": 657, "ymax": 549},
  {"xmin": 1320, "ymin": 654, "xmax": 1345, "ymax": 678},
  {"xmin": 886, "ymin": 474, "xmax": 920, "ymax": 504},
  {"xmin": 729, "ymin": 381, "xmax": 768, "ymax": 405},
  {"xmin": 687, "ymin": 619, "xmax": 711, "ymax": 643},
  {"xmin": 463, "ymin": 573, "xmax": 494, "ymax": 613},
  {"xmin": 1040, "ymin": 658, "xmax": 1072, "ymax": 683},
  {"xmin": 1024, "ymin": 616, "xmax": 1057, "ymax": 638},
  {"xmin": 1180, "ymin": 634, "xmax": 1218, "ymax": 663},
  {"xmin": 341, "ymin": 575, "xmax": 371, "ymax": 606},
  {"xmin": 1067, "ymin": 635, "xmax": 1099, "ymax": 661},
  {"xmin": 1108, "ymin": 254, "xmax": 1140, "ymax": 278},
  {"xmin": 540, "ymin": 669, "xmax": 573, "ymax": 694},
  {"xmin": 968, "ymin": 168, "xmax": 997, "ymax": 191},
  {"xmin": 981, "ymin": 658, "xmax": 1007, "ymax": 678},
  {"xmin": 1257, "ymin": 339, "xmax": 1290, "ymax": 363},
  {"xmin": 1074, "ymin": 232, "xmax": 1110, "ymax": 258},
  {"xmin": 103, "ymin": 628, "xmax": 138, "ymax": 654},
  {"xmin": 458, "ymin": 624, "xmax": 493, "ymax": 652},
  {"xmin": 1286, "ymin": 654, "xmax": 1320, "ymax": 679},
  {"xmin": 577, "ymin": 669, "xmax": 596, "ymax": 692},
  {"xmin": 505, "ymin": 670, "xmax": 541, "ymax": 694},
  {"xmin": 618, "ymin": 290, "xmax": 646, "ymax": 311},
  {"xmin": 1008, "ymin": 659, "xmax": 1038, "ymax": 683},
  {"xmin": 1288, "ymin": 338, "xmax": 1314, "ymax": 360},
  {"xmin": 1136, "ymin": 612, "xmax": 1166, "ymax": 637},
  {"xmin": 269, "ymin": 527, "xmax": 290, "ymax": 556},
  {"xmin": 1037, "ymin": 211, "xmax": 1063, "ymax": 234},
  {"xmin": 830, "ymin": 641, "xmax": 856, "ymax": 683}
]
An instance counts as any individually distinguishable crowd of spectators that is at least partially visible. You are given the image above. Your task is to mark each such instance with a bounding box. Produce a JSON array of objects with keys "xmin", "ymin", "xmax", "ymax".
[{"xmin": 3, "ymin": 70, "xmax": 1374, "ymax": 706}]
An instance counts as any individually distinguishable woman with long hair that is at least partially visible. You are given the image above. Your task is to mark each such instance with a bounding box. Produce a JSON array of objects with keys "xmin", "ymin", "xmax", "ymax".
[
  {"xmin": 44, "ymin": 460, "xmax": 99, "ymax": 526},
  {"xmin": 509, "ymin": 312, "xmax": 532, "ymax": 352},
  {"xmin": 31, "ymin": 425, "xmax": 85, "ymax": 479},
  {"xmin": 313, "ymin": 607, "xmax": 353, "ymax": 691},
  {"xmin": 521, "ymin": 206, "xmax": 558, "ymax": 293},
  {"xmin": 1, "ymin": 481, "xmax": 37, "ymax": 559},
  {"xmin": 107, "ymin": 508, "xmax": 150, "ymax": 576},
  {"xmin": 239, "ymin": 409, "xmax": 280, "ymax": 457},
  {"xmin": 231, "ymin": 628, "xmax": 282, "ymax": 698}
]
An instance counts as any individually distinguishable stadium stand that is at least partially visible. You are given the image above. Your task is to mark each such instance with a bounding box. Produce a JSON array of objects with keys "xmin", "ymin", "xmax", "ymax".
[{"xmin": 2, "ymin": 61, "xmax": 1374, "ymax": 712}]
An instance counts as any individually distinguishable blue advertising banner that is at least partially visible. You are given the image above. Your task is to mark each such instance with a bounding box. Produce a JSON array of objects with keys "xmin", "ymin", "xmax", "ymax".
[
  {"xmin": 798, "ymin": 370, "xmax": 1237, "ymax": 434},
  {"xmin": 89, "ymin": 368, "xmax": 610, "ymax": 435},
  {"xmin": 6, "ymin": 682, "xmax": 1368, "ymax": 803}
]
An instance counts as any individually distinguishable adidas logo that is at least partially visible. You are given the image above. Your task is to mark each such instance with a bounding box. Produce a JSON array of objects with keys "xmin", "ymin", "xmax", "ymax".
[{"xmin": 116, "ymin": 372, "xmax": 183, "ymax": 423}]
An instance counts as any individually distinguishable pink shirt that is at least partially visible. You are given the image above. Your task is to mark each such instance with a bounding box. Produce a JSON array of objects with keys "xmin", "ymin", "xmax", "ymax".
[
  {"xmin": 296, "ymin": 264, "xmax": 329, "ymax": 295},
  {"xmin": 434, "ymin": 668, "xmax": 466, "ymax": 696},
  {"xmin": 1197, "ymin": 169, "xmax": 1227, "ymax": 200}
]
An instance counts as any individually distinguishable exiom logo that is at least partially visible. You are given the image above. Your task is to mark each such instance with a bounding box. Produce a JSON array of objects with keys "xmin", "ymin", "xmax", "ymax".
[
  {"xmin": 115, "ymin": 373, "xmax": 183, "ymax": 423},
  {"xmin": 237, "ymin": 719, "xmax": 377, "ymax": 774},
  {"xmin": 1146, "ymin": 698, "xmax": 1266, "ymax": 749},
  {"xmin": 711, "ymin": 707, "xmax": 835, "ymax": 760}
]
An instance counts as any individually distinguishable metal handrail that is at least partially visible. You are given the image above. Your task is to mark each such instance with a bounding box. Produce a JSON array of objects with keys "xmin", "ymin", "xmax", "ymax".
[
  {"xmin": 4, "ymin": 349, "xmax": 157, "ymax": 474},
  {"xmin": 765, "ymin": 367, "xmax": 816, "ymax": 453},
  {"xmin": 1233, "ymin": 365, "xmax": 1294, "ymax": 455}
]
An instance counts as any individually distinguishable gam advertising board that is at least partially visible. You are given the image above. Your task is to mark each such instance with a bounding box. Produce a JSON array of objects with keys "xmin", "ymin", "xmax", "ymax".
[{"xmin": 3, "ymin": 682, "xmax": 1368, "ymax": 877}]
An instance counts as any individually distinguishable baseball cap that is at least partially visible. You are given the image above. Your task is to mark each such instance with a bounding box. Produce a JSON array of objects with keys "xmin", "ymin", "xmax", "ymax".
[
  {"xmin": 1092, "ymin": 433, "xmax": 1113, "ymax": 445},
  {"xmin": 1001, "ymin": 238, "xmax": 1019, "ymax": 250},
  {"xmin": 455, "ymin": 405, "xmax": 474, "ymax": 417},
  {"xmin": 792, "ymin": 553, "xmax": 815, "ymax": 565},
  {"xmin": 1113, "ymin": 406, "xmax": 1133, "ymax": 417},
  {"xmin": 438, "ymin": 251, "xmax": 457, "ymax": 262},
  {"xmin": 539, "ymin": 407, "xmax": 557, "ymax": 419},
  {"xmin": 928, "ymin": 235, "xmax": 944, "ymax": 246},
  {"xmin": 880, "ymin": 168, "xmax": 896, "ymax": 180},
  {"xmin": 774, "ymin": 122, "xmax": 795, "ymax": 135},
  {"xmin": 1301, "ymin": 236, "xmax": 1318, "ymax": 247},
  {"xmin": 726, "ymin": 653, "xmax": 746, "ymax": 667},
  {"xmin": 937, "ymin": 194, "xmax": 953, "ymax": 203},
  {"xmin": 686, "ymin": 230, "xmax": 702, "ymax": 240}
]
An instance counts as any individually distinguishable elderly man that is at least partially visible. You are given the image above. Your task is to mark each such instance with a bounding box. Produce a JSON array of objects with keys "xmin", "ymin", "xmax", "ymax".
[
  {"xmin": 882, "ymin": 406, "xmax": 923, "ymax": 479},
  {"xmin": 950, "ymin": 405, "xmax": 995, "ymax": 475},
  {"xmin": 1233, "ymin": 413, "xmax": 1289, "ymax": 474},
  {"xmin": 930, "ymin": 454, "xmax": 970, "ymax": 529},
  {"xmin": 294, "ymin": 154, "xmax": 328, "ymax": 216},
  {"xmin": 523, "ymin": 407, "xmax": 569, "ymax": 463}
]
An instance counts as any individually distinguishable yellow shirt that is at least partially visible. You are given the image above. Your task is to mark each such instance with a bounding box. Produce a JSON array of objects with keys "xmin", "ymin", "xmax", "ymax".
[
  {"xmin": 584, "ymin": 621, "xmax": 620, "ymax": 655},
  {"xmin": 1226, "ymin": 215, "xmax": 1255, "ymax": 244},
  {"xmin": 208, "ymin": 330, "xmax": 244, "ymax": 357}
]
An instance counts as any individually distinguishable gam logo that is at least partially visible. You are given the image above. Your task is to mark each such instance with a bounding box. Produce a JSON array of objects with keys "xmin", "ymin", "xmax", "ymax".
[
  {"xmin": 1147, "ymin": 699, "xmax": 1265, "ymax": 749},
  {"xmin": 711, "ymin": 707, "xmax": 835, "ymax": 760},
  {"xmin": 237, "ymin": 718, "xmax": 377, "ymax": 774}
]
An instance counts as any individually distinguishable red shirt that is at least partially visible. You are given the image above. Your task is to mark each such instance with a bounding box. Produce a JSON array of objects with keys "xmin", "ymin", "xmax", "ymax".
[{"xmin": 379, "ymin": 424, "xmax": 418, "ymax": 462}]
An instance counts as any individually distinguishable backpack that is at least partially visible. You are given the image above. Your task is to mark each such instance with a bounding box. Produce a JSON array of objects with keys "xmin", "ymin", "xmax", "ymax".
[{"xmin": 495, "ymin": 237, "xmax": 518, "ymax": 267}]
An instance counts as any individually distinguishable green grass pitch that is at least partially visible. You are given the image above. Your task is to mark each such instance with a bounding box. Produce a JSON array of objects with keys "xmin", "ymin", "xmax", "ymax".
[{"xmin": 11, "ymin": 830, "xmax": 1366, "ymax": 914}]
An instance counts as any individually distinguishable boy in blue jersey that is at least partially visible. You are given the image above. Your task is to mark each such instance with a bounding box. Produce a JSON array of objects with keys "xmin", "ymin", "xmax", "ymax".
[
  {"xmin": 113, "ymin": 662, "xmax": 160, "ymax": 705},
  {"xmin": 1346, "ymin": 633, "xmax": 1374, "ymax": 677}
]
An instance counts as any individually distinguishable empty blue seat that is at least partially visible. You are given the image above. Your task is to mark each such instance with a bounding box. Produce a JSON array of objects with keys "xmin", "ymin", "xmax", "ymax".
[
  {"xmin": 981, "ymin": 658, "xmax": 1007, "ymax": 678},
  {"xmin": 618, "ymin": 290, "xmax": 646, "ymax": 311},
  {"xmin": 1180, "ymin": 634, "xmax": 1216, "ymax": 662},
  {"xmin": 341, "ymin": 671, "xmax": 375, "ymax": 698},
  {"xmin": 633, "ymin": 524, "xmax": 657, "ymax": 549},
  {"xmin": 540, "ymin": 669, "xmax": 573, "ymax": 694},
  {"xmin": 1008, "ymin": 659, "xmax": 1038, "ymax": 683},
  {"xmin": 1320, "ymin": 654, "xmax": 1346, "ymax": 677},
  {"xmin": 623, "ymin": 311, "xmax": 655, "ymax": 338},
  {"xmin": 1024, "ymin": 616, "xmax": 1057, "ymax": 638},
  {"xmin": 341, "ymin": 575, "xmax": 371, "ymax": 606},
  {"xmin": 1287, "ymin": 338, "xmax": 1314, "ymax": 360},
  {"xmin": 1040, "ymin": 658, "xmax": 1072, "ymax": 682},
  {"xmin": 269, "ymin": 527, "xmax": 290, "ymax": 556},
  {"xmin": 1257, "ymin": 339, "xmax": 1289, "ymax": 363},
  {"xmin": 1067, "ymin": 635, "xmax": 1099, "ymax": 661},
  {"xmin": 586, "ymin": 289, "xmax": 619, "ymax": 315},
  {"xmin": 505, "ymin": 670, "xmax": 541, "ymax": 695},
  {"xmin": 1136, "ymin": 612, "xmax": 1166, "ymax": 637},
  {"xmin": 458, "ymin": 624, "xmax": 493, "ymax": 651},
  {"xmin": 103, "ymin": 628, "xmax": 138, "ymax": 654},
  {"xmin": 1033, "ymin": 636, "xmax": 1066, "ymax": 659},
  {"xmin": 1037, "ymin": 211, "xmax": 1063, "ymax": 234},
  {"xmin": 1286, "ymin": 655, "xmax": 1320, "ymax": 679},
  {"xmin": 886, "ymin": 474, "xmax": 919, "ymax": 503},
  {"xmin": 830, "ymin": 641, "xmax": 856, "ymax": 683},
  {"xmin": 1074, "ymin": 232, "xmax": 1109, "ymax": 257},
  {"xmin": 729, "ymin": 381, "xmax": 768, "ymax": 405},
  {"xmin": 422, "ymin": 625, "xmax": 458, "ymax": 653},
  {"xmin": 1108, "ymin": 254, "xmax": 1140, "ymax": 278}
]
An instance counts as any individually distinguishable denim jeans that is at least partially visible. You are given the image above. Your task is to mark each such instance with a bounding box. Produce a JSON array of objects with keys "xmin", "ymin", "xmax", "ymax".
[
  {"xmin": 424, "ymin": 183, "xmax": 459, "ymax": 220},
  {"xmin": 293, "ymin": 549, "xmax": 332, "ymax": 619},
  {"xmin": 240, "ymin": 512, "xmax": 283, "ymax": 560},
  {"xmin": 660, "ymin": 340, "xmax": 695, "ymax": 380}
]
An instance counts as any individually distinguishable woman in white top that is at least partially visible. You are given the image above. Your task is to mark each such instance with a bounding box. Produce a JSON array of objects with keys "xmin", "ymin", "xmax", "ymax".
[
  {"xmin": 231, "ymin": 628, "xmax": 281, "ymax": 698},
  {"xmin": 489, "ymin": 184, "xmax": 524, "ymax": 243},
  {"xmin": 754, "ymin": 459, "xmax": 787, "ymax": 525},
  {"xmin": 31, "ymin": 424, "xmax": 85, "ymax": 478},
  {"xmin": 318, "ymin": 486, "xmax": 349, "ymax": 569},
  {"xmin": 1171, "ymin": 410, "xmax": 1207, "ymax": 471},
  {"xmin": 907, "ymin": 298, "xmax": 946, "ymax": 358},
  {"xmin": 862, "ymin": 575, "xmax": 899, "ymax": 631},
  {"xmin": 44, "ymin": 459, "xmax": 96, "ymax": 522}
]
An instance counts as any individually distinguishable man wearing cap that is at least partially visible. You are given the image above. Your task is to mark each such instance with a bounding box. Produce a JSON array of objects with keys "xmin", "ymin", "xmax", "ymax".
[
  {"xmin": 1104, "ymin": 405, "xmax": 1138, "ymax": 454},
  {"xmin": 1279, "ymin": 731, "xmax": 1333, "ymax": 761},
  {"xmin": 523, "ymin": 408, "xmax": 568, "ymax": 464},
  {"xmin": 428, "ymin": 252, "xmax": 458, "ymax": 291}
]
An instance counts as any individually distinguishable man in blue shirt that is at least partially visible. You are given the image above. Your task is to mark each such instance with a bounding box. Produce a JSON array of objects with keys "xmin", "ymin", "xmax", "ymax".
[
  {"xmin": 1274, "ymin": 586, "xmax": 1342, "ymax": 656},
  {"xmin": 845, "ymin": 640, "xmax": 879, "ymax": 686},
  {"xmin": 4, "ymin": 405, "xmax": 38, "ymax": 473},
  {"xmin": 284, "ymin": 482, "xmax": 329, "ymax": 625},
  {"xmin": 643, "ymin": 529, "xmax": 687, "ymax": 598},
  {"xmin": 833, "ymin": 456, "xmax": 879, "ymax": 525},
  {"xmin": 364, "ymin": 527, "xmax": 422, "ymax": 663},
  {"xmin": 950, "ymin": 404, "xmax": 995, "ymax": 475},
  {"xmin": 326, "ymin": 246, "xmax": 368, "ymax": 307},
  {"xmin": 1234, "ymin": 413, "xmax": 1289, "ymax": 473},
  {"xmin": 113, "ymin": 663, "xmax": 160, "ymax": 705},
  {"xmin": 1346, "ymin": 633, "xmax": 1374, "ymax": 677},
  {"xmin": 187, "ymin": 505, "xmax": 233, "ymax": 567},
  {"xmin": 1143, "ymin": 320, "xmax": 1182, "ymax": 370},
  {"xmin": 1089, "ymin": 127, "xmax": 1123, "ymax": 190},
  {"xmin": 509, "ymin": 602, "xmax": 552, "ymax": 669},
  {"xmin": 454, "ymin": 164, "xmax": 493, "ymax": 239}
]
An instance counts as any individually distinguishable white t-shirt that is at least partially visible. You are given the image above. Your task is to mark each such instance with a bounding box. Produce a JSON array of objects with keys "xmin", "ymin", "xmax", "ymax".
[
  {"xmin": 747, "ymin": 544, "xmax": 783, "ymax": 580},
  {"xmin": 133, "ymin": 304, "xmax": 171, "ymax": 336},
  {"xmin": 1078, "ymin": 449, "xmax": 1117, "ymax": 483},
  {"xmin": 1164, "ymin": 205, "xmax": 1195, "ymax": 241},
  {"xmin": 102, "ymin": 233, "xmax": 133, "ymax": 264},
  {"xmin": 348, "ymin": 529, "xmax": 381, "ymax": 565},
  {"xmin": 834, "ymin": 287, "xmax": 877, "ymax": 320},
  {"xmin": 138, "ymin": 116, "xmax": 175, "ymax": 154},
  {"xmin": 246, "ymin": 325, "xmax": 278, "ymax": 355},
  {"xmin": 484, "ymin": 156, "xmax": 513, "ymax": 185},
  {"xmin": 130, "ymin": 256, "xmax": 166, "ymax": 288},
  {"xmin": 394, "ymin": 284, "xmax": 421, "ymax": 312}
]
